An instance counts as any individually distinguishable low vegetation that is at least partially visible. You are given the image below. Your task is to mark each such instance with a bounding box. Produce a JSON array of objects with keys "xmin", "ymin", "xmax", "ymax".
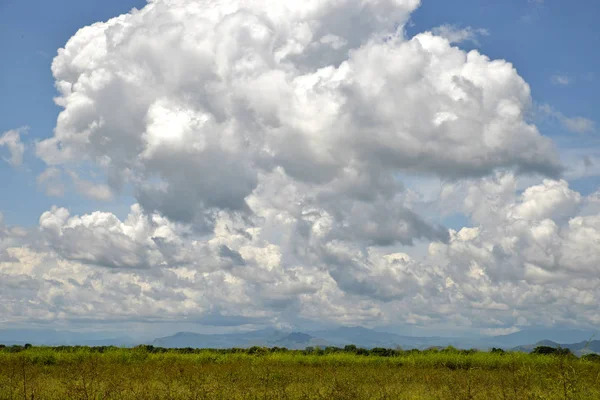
[{"xmin": 0, "ymin": 344, "xmax": 599, "ymax": 399}]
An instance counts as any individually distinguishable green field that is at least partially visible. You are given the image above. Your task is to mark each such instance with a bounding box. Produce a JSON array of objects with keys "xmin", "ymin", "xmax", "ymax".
[{"xmin": 1, "ymin": 345, "xmax": 599, "ymax": 399}]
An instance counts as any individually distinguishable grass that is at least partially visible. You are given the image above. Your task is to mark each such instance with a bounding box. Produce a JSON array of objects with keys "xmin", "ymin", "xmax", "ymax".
[{"xmin": 0, "ymin": 345, "xmax": 599, "ymax": 399}]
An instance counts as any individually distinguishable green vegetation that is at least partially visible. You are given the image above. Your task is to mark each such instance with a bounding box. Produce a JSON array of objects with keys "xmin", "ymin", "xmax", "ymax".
[{"xmin": 1, "ymin": 344, "xmax": 599, "ymax": 399}]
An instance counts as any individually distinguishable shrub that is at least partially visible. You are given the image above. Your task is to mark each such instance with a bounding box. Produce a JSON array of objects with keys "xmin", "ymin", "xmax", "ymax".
[
  {"xmin": 441, "ymin": 346, "xmax": 459, "ymax": 354},
  {"xmin": 532, "ymin": 346, "xmax": 572, "ymax": 356},
  {"xmin": 355, "ymin": 348, "xmax": 369, "ymax": 356},
  {"xmin": 582, "ymin": 353, "xmax": 600, "ymax": 362},
  {"xmin": 370, "ymin": 347, "xmax": 397, "ymax": 357},
  {"xmin": 246, "ymin": 346, "xmax": 268, "ymax": 355},
  {"xmin": 344, "ymin": 344, "xmax": 357, "ymax": 353}
]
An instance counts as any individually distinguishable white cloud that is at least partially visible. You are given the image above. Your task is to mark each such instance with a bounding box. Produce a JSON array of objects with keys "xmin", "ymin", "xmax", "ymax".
[
  {"xmin": 67, "ymin": 171, "xmax": 114, "ymax": 201},
  {"xmin": 5, "ymin": 0, "xmax": 599, "ymax": 332},
  {"xmin": 37, "ymin": 168, "xmax": 65, "ymax": 197},
  {"xmin": 0, "ymin": 127, "xmax": 27, "ymax": 167},
  {"xmin": 562, "ymin": 116, "xmax": 596, "ymax": 134},
  {"xmin": 429, "ymin": 175, "xmax": 600, "ymax": 327},
  {"xmin": 510, "ymin": 179, "xmax": 581, "ymax": 221},
  {"xmin": 551, "ymin": 74, "xmax": 571, "ymax": 86},
  {"xmin": 0, "ymin": 171, "xmax": 600, "ymax": 331},
  {"xmin": 431, "ymin": 25, "xmax": 489, "ymax": 45},
  {"xmin": 35, "ymin": 0, "xmax": 559, "ymax": 229},
  {"xmin": 539, "ymin": 104, "xmax": 595, "ymax": 134}
]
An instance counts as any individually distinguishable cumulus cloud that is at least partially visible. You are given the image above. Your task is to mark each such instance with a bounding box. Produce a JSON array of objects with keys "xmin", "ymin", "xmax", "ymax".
[
  {"xmin": 36, "ymin": 0, "xmax": 560, "ymax": 227},
  {"xmin": 0, "ymin": 172, "xmax": 599, "ymax": 331},
  {"xmin": 438, "ymin": 174, "xmax": 597, "ymax": 283},
  {"xmin": 0, "ymin": 127, "xmax": 26, "ymax": 167},
  {"xmin": 6, "ymin": 0, "xmax": 599, "ymax": 332},
  {"xmin": 429, "ymin": 174, "xmax": 600, "ymax": 328}
]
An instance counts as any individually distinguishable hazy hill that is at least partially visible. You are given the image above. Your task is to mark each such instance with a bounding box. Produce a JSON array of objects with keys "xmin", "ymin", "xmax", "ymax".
[
  {"xmin": 152, "ymin": 328, "xmax": 288, "ymax": 348},
  {"xmin": 491, "ymin": 329, "xmax": 596, "ymax": 348},
  {"xmin": 273, "ymin": 332, "xmax": 330, "ymax": 350},
  {"xmin": 2, "ymin": 326, "xmax": 599, "ymax": 354},
  {"xmin": 510, "ymin": 340, "xmax": 600, "ymax": 356},
  {"xmin": 152, "ymin": 327, "xmax": 484, "ymax": 350}
]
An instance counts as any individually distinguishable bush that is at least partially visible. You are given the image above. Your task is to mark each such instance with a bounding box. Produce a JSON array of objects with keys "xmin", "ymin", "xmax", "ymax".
[
  {"xmin": 344, "ymin": 345, "xmax": 357, "ymax": 353},
  {"xmin": 246, "ymin": 346, "xmax": 268, "ymax": 355},
  {"xmin": 8, "ymin": 345, "xmax": 23, "ymax": 353},
  {"xmin": 532, "ymin": 346, "xmax": 572, "ymax": 356},
  {"xmin": 582, "ymin": 353, "xmax": 600, "ymax": 362},
  {"xmin": 324, "ymin": 346, "xmax": 342, "ymax": 354},
  {"xmin": 441, "ymin": 346, "xmax": 459, "ymax": 354},
  {"xmin": 370, "ymin": 347, "xmax": 397, "ymax": 357},
  {"xmin": 355, "ymin": 348, "xmax": 370, "ymax": 356}
]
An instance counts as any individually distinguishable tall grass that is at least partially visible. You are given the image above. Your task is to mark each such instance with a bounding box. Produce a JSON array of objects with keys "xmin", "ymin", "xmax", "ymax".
[{"xmin": 0, "ymin": 346, "xmax": 599, "ymax": 399}]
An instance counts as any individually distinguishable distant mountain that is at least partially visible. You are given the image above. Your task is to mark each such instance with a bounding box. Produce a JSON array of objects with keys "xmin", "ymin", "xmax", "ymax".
[
  {"xmin": 566, "ymin": 340, "xmax": 600, "ymax": 354},
  {"xmin": 274, "ymin": 332, "xmax": 330, "ymax": 350},
  {"xmin": 510, "ymin": 339, "xmax": 600, "ymax": 356},
  {"xmin": 3, "ymin": 326, "xmax": 600, "ymax": 354},
  {"xmin": 279, "ymin": 332, "xmax": 313, "ymax": 343},
  {"xmin": 491, "ymin": 329, "xmax": 596, "ymax": 348},
  {"xmin": 152, "ymin": 327, "xmax": 426, "ymax": 349},
  {"xmin": 511, "ymin": 340, "xmax": 561, "ymax": 353},
  {"xmin": 151, "ymin": 327, "xmax": 600, "ymax": 352},
  {"xmin": 308, "ymin": 326, "xmax": 491, "ymax": 350},
  {"xmin": 306, "ymin": 326, "xmax": 445, "ymax": 349},
  {"xmin": 308, "ymin": 326, "xmax": 403, "ymax": 348},
  {"xmin": 152, "ymin": 329, "xmax": 289, "ymax": 348}
]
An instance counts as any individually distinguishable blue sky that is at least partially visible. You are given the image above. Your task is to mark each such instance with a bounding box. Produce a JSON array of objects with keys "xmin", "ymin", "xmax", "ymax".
[
  {"xmin": 1, "ymin": 0, "xmax": 599, "ymax": 336},
  {"xmin": 0, "ymin": 0, "xmax": 146, "ymax": 225}
]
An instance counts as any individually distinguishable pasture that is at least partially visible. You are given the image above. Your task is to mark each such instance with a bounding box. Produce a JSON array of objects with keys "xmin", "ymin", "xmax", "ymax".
[{"xmin": 0, "ymin": 345, "xmax": 599, "ymax": 399}]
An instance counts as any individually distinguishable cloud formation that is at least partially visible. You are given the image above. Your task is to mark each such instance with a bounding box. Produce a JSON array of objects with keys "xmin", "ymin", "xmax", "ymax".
[
  {"xmin": 3, "ymin": 174, "xmax": 600, "ymax": 331},
  {"xmin": 3, "ymin": 0, "xmax": 597, "ymax": 333},
  {"xmin": 0, "ymin": 127, "xmax": 26, "ymax": 167},
  {"xmin": 36, "ymin": 0, "xmax": 559, "ymax": 226}
]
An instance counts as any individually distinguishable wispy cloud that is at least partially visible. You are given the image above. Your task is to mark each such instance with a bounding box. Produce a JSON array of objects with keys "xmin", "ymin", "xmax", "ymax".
[
  {"xmin": 431, "ymin": 25, "xmax": 489, "ymax": 45},
  {"xmin": 67, "ymin": 171, "xmax": 114, "ymax": 202},
  {"xmin": 551, "ymin": 74, "xmax": 571, "ymax": 86},
  {"xmin": 562, "ymin": 117, "xmax": 596, "ymax": 134},
  {"xmin": 539, "ymin": 104, "xmax": 596, "ymax": 134},
  {"xmin": 37, "ymin": 167, "xmax": 65, "ymax": 197}
]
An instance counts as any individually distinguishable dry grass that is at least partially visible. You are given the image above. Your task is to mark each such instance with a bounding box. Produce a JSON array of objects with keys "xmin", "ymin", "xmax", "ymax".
[{"xmin": 0, "ymin": 346, "xmax": 599, "ymax": 399}]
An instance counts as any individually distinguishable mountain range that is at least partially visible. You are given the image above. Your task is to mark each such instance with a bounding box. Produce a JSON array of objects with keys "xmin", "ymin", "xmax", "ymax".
[
  {"xmin": 512, "ymin": 339, "xmax": 600, "ymax": 356},
  {"xmin": 1, "ymin": 326, "xmax": 597, "ymax": 354},
  {"xmin": 151, "ymin": 326, "xmax": 598, "ymax": 352}
]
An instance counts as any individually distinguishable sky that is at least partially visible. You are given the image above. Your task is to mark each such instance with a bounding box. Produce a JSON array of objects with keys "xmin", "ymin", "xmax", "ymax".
[{"xmin": 0, "ymin": 0, "xmax": 599, "ymax": 338}]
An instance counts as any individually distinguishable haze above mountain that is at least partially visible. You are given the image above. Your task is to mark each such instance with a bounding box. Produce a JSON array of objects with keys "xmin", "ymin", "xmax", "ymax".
[{"xmin": 2, "ymin": 326, "xmax": 596, "ymax": 353}]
